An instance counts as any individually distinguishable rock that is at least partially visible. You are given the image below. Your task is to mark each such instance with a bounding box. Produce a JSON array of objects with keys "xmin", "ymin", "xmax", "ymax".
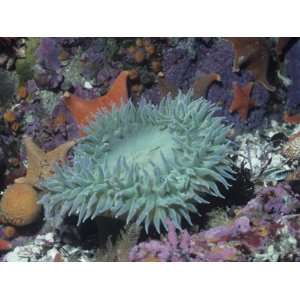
[
  {"xmin": 83, "ymin": 81, "xmax": 93, "ymax": 89},
  {"xmin": 3, "ymin": 247, "xmax": 27, "ymax": 262},
  {"xmin": 271, "ymin": 132, "xmax": 288, "ymax": 147},
  {"xmin": 3, "ymin": 231, "xmax": 96, "ymax": 262}
]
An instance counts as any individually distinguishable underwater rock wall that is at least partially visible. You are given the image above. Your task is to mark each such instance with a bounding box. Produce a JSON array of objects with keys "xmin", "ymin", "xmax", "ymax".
[{"xmin": 1, "ymin": 37, "xmax": 300, "ymax": 262}]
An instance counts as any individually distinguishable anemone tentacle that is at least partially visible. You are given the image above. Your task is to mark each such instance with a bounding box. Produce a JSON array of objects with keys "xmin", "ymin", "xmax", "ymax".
[{"xmin": 40, "ymin": 91, "xmax": 234, "ymax": 232}]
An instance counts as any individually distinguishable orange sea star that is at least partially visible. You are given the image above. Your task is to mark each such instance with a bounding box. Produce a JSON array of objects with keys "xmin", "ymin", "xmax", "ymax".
[
  {"xmin": 229, "ymin": 82, "xmax": 256, "ymax": 121},
  {"xmin": 192, "ymin": 73, "xmax": 221, "ymax": 98},
  {"xmin": 158, "ymin": 72, "xmax": 221, "ymax": 99},
  {"xmin": 283, "ymin": 112, "xmax": 300, "ymax": 124},
  {"xmin": 226, "ymin": 38, "xmax": 276, "ymax": 92},
  {"xmin": 15, "ymin": 135, "xmax": 76, "ymax": 187},
  {"xmin": 64, "ymin": 71, "xmax": 129, "ymax": 134}
]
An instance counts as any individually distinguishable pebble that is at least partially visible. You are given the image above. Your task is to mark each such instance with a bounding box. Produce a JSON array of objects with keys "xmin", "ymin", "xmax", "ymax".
[
  {"xmin": 84, "ymin": 81, "xmax": 93, "ymax": 89},
  {"xmin": 3, "ymin": 232, "xmax": 96, "ymax": 262},
  {"xmin": 235, "ymin": 123, "xmax": 292, "ymax": 185},
  {"xmin": 4, "ymin": 247, "xmax": 29, "ymax": 262},
  {"xmin": 271, "ymin": 132, "xmax": 288, "ymax": 148},
  {"xmin": 41, "ymin": 248, "xmax": 60, "ymax": 262}
]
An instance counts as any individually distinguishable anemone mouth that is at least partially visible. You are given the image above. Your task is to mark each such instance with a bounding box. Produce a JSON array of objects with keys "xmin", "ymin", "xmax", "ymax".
[
  {"xmin": 103, "ymin": 125, "xmax": 175, "ymax": 169},
  {"xmin": 40, "ymin": 91, "xmax": 234, "ymax": 233}
]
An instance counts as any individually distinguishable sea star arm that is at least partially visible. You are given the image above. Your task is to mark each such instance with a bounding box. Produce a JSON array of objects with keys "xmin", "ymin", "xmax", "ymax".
[
  {"xmin": 46, "ymin": 140, "xmax": 76, "ymax": 168},
  {"xmin": 192, "ymin": 73, "xmax": 221, "ymax": 98}
]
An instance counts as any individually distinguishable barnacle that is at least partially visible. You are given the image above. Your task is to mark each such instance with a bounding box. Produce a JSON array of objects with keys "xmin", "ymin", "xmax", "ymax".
[{"xmin": 40, "ymin": 91, "xmax": 234, "ymax": 232}]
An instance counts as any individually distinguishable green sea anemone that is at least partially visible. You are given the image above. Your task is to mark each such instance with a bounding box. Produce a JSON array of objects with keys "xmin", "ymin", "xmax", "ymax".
[{"xmin": 40, "ymin": 91, "xmax": 234, "ymax": 232}]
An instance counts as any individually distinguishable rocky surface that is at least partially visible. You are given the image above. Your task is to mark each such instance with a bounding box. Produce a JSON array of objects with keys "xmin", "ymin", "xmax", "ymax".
[{"xmin": 1, "ymin": 37, "xmax": 300, "ymax": 262}]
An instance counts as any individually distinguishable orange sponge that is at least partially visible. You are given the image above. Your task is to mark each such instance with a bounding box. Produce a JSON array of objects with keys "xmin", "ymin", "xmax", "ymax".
[{"xmin": 0, "ymin": 183, "xmax": 41, "ymax": 226}]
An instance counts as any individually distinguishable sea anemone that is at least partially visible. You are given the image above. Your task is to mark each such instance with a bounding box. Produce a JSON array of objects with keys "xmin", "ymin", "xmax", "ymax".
[{"xmin": 40, "ymin": 91, "xmax": 234, "ymax": 232}]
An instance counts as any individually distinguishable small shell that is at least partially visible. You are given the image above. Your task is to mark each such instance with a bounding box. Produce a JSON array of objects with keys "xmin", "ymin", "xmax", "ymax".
[{"xmin": 282, "ymin": 137, "xmax": 300, "ymax": 160}]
